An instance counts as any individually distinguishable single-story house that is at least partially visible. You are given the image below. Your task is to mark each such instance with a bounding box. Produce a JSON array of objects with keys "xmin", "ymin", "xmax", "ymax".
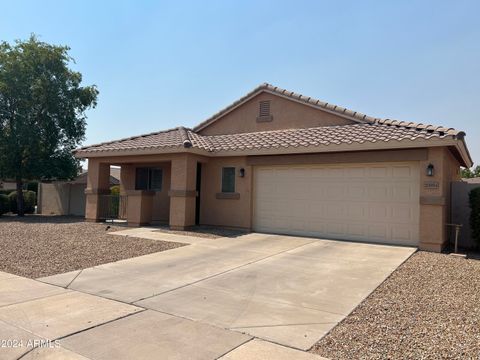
[
  {"xmin": 0, "ymin": 180, "xmax": 18, "ymax": 191},
  {"xmin": 76, "ymin": 83, "xmax": 473, "ymax": 252},
  {"xmin": 38, "ymin": 168, "xmax": 120, "ymax": 216}
]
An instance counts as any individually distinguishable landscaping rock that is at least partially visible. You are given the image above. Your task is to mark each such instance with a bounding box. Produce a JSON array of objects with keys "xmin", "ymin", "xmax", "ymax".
[
  {"xmin": 310, "ymin": 251, "xmax": 480, "ymax": 359},
  {"xmin": 0, "ymin": 215, "xmax": 186, "ymax": 278}
]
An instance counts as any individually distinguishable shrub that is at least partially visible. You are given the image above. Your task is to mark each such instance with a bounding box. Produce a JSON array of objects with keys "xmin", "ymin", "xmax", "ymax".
[
  {"xmin": 8, "ymin": 190, "xmax": 37, "ymax": 214},
  {"xmin": 0, "ymin": 189, "xmax": 13, "ymax": 196},
  {"xmin": 0, "ymin": 194, "xmax": 9, "ymax": 215},
  {"xmin": 469, "ymin": 187, "xmax": 480, "ymax": 246},
  {"xmin": 110, "ymin": 185, "xmax": 120, "ymax": 195},
  {"xmin": 26, "ymin": 182, "xmax": 38, "ymax": 196}
]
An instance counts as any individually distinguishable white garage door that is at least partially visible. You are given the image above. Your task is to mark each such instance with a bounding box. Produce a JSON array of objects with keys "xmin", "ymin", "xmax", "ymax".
[{"xmin": 253, "ymin": 162, "xmax": 420, "ymax": 246}]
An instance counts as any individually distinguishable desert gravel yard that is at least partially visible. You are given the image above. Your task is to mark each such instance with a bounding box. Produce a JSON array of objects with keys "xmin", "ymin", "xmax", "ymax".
[
  {"xmin": 0, "ymin": 215, "xmax": 186, "ymax": 278},
  {"xmin": 311, "ymin": 251, "xmax": 480, "ymax": 360}
]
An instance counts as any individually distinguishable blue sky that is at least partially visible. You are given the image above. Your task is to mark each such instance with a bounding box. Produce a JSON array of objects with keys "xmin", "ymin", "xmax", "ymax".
[{"xmin": 1, "ymin": 0, "xmax": 479, "ymax": 166}]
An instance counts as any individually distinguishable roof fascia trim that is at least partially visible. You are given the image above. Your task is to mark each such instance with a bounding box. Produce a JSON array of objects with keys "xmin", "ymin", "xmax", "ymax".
[
  {"xmin": 76, "ymin": 138, "xmax": 471, "ymax": 166},
  {"xmin": 75, "ymin": 146, "xmax": 210, "ymax": 159}
]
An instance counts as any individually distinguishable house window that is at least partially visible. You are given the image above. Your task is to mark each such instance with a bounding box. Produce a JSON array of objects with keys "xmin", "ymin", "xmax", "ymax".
[
  {"xmin": 221, "ymin": 167, "xmax": 236, "ymax": 193},
  {"xmin": 135, "ymin": 167, "xmax": 163, "ymax": 191}
]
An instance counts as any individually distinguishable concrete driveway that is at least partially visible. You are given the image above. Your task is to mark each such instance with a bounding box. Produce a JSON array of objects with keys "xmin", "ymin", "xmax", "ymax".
[
  {"xmin": 0, "ymin": 231, "xmax": 415, "ymax": 359},
  {"xmin": 36, "ymin": 231, "xmax": 415, "ymax": 356}
]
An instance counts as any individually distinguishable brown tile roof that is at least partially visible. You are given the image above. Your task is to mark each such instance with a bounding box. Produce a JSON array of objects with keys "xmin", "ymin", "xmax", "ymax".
[
  {"xmin": 76, "ymin": 127, "xmax": 205, "ymax": 154},
  {"xmin": 75, "ymin": 121, "xmax": 462, "ymax": 155},
  {"xmin": 203, "ymin": 122, "xmax": 458, "ymax": 152},
  {"xmin": 75, "ymin": 83, "xmax": 469, "ymax": 165}
]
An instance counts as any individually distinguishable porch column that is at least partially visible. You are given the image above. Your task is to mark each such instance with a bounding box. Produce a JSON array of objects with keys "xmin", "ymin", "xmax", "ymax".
[
  {"xmin": 85, "ymin": 159, "xmax": 110, "ymax": 222},
  {"xmin": 119, "ymin": 164, "xmax": 135, "ymax": 220},
  {"xmin": 169, "ymin": 154, "xmax": 197, "ymax": 230},
  {"xmin": 120, "ymin": 164, "xmax": 135, "ymax": 194}
]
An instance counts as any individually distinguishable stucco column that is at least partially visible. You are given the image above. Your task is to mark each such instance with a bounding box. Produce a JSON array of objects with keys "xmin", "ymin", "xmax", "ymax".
[
  {"xmin": 119, "ymin": 164, "xmax": 135, "ymax": 194},
  {"xmin": 418, "ymin": 147, "xmax": 451, "ymax": 252},
  {"xmin": 85, "ymin": 159, "xmax": 110, "ymax": 222},
  {"xmin": 169, "ymin": 154, "xmax": 197, "ymax": 230},
  {"xmin": 126, "ymin": 190, "xmax": 155, "ymax": 226}
]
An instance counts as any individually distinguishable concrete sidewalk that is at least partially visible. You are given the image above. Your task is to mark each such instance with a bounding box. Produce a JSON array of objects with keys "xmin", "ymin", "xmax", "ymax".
[{"xmin": 0, "ymin": 271, "xmax": 326, "ymax": 360}]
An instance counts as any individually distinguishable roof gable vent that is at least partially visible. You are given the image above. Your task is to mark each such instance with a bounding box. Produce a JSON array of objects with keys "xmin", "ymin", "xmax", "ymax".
[{"xmin": 257, "ymin": 100, "xmax": 273, "ymax": 122}]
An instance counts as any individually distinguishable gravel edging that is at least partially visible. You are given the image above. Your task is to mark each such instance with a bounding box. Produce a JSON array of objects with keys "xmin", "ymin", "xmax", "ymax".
[
  {"xmin": 0, "ymin": 215, "xmax": 186, "ymax": 278},
  {"xmin": 310, "ymin": 251, "xmax": 480, "ymax": 359}
]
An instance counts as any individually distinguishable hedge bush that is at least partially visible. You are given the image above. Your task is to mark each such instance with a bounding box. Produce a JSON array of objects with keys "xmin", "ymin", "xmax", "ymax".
[
  {"xmin": 469, "ymin": 187, "xmax": 480, "ymax": 247},
  {"xmin": 8, "ymin": 190, "xmax": 36, "ymax": 214},
  {"xmin": 0, "ymin": 189, "xmax": 13, "ymax": 196},
  {"xmin": 110, "ymin": 185, "xmax": 120, "ymax": 195},
  {"xmin": 0, "ymin": 194, "xmax": 9, "ymax": 215},
  {"xmin": 26, "ymin": 182, "xmax": 38, "ymax": 195}
]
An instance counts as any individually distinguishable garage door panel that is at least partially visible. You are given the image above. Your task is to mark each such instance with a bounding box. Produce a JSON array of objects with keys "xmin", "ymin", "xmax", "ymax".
[
  {"xmin": 369, "ymin": 166, "xmax": 389, "ymax": 178},
  {"xmin": 392, "ymin": 185, "xmax": 415, "ymax": 201},
  {"xmin": 306, "ymin": 220, "xmax": 327, "ymax": 233},
  {"xmin": 392, "ymin": 226, "xmax": 414, "ymax": 241},
  {"xmin": 346, "ymin": 167, "xmax": 366, "ymax": 178},
  {"xmin": 347, "ymin": 223, "xmax": 368, "ymax": 237},
  {"xmin": 369, "ymin": 205, "xmax": 390, "ymax": 220},
  {"xmin": 323, "ymin": 186, "xmax": 345, "ymax": 200},
  {"xmin": 323, "ymin": 167, "xmax": 345, "ymax": 178},
  {"xmin": 392, "ymin": 205, "xmax": 416, "ymax": 222},
  {"xmin": 291, "ymin": 201, "xmax": 308, "ymax": 213},
  {"xmin": 308, "ymin": 202, "xmax": 325, "ymax": 217},
  {"xmin": 347, "ymin": 185, "xmax": 366, "ymax": 200},
  {"xmin": 347, "ymin": 204, "xmax": 366, "ymax": 219},
  {"xmin": 368, "ymin": 186, "xmax": 390, "ymax": 201},
  {"xmin": 392, "ymin": 165, "xmax": 413, "ymax": 178},
  {"xmin": 290, "ymin": 186, "xmax": 312, "ymax": 200},
  {"xmin": 254, "ymin": 162, "xmax": 420, "ymax": 246},
  {"xmin": 367, "ymin": 224, "xmax": 389, "ymax": 240},
  {"xmin": 326, "ymin": 222, "xmax": 346, "ymax": 236},
  {"xmin": 325, "ymin": 203, "xmax": 345, "ymax": 219}
]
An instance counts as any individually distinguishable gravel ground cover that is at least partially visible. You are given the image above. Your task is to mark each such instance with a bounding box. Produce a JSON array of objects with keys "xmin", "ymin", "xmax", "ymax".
[
  {"xmin": 153, "ymin": 225, "xmax": 248, "ymax": 239},
  {"xmin": 310, "ymin": 251, "xmax": 480, "ymax": 359},
  {"xmin": 0, "ymin": 215, "xmax": 186, "ymax": 278}
]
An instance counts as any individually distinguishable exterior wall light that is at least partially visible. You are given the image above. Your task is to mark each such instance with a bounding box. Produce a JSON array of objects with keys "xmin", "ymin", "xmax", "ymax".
[
  {"xmin": 426, "ymin": 164, "xmax": 434, "ymax": 177},
  {"xmin": 239, "ymin": 168, "xmax": 245, "ymax": 177}
]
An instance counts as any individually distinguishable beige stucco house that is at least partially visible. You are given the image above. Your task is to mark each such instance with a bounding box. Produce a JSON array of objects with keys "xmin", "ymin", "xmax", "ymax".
[{"xmin": 76, "ymin": 83, "xmax": 473, "ymax": 252}]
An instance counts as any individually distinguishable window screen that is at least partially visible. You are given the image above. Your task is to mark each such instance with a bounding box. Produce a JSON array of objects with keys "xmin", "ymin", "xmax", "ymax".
[
  {"xmin": 221, "ymin": 167, "xmax": 236, "ymax": 193},
  {"xmin": 135, "ymin": 167, "xmax": 163, "ymax": 191},
  {"xmin": 149, "ymin": 168, "xmax": 163, "ymax": 191},
  {"xmin": 135, "ymin": 167, "xmax": 149, "ymax": 190}
]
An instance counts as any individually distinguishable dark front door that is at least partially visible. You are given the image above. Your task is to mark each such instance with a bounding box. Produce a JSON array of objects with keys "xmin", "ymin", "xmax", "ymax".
[{"xmin": 195, "ymin": 162, "xmax": 202, "ymax": 225}]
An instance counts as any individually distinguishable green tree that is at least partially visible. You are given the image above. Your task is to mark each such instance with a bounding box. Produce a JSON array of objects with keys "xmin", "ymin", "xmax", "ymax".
[
  {"xmin": 0, "ymin": 35, "xmax": 98, "ymax": 215},
  {"xmin": 461, "ymin": 165, "xmax": 480, "ymax": 179}
]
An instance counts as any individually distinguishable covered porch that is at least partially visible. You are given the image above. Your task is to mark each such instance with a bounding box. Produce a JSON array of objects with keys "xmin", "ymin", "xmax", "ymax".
[{"xmin": 84, "ymin": 153, "xmax": 206, "ymax": 229}]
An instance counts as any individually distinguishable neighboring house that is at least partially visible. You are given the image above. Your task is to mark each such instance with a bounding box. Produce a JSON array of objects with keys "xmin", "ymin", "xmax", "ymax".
[
  {"xmin": 75, "ymin": 83, "xmax": 473, "ymax": 252},
  {"xmin": 0, "ymin": 181, "xmax": 17, "ymax": 191},
  {"xmin": 38, "ymin": 168, "xmax": 120, "ymax": 216}
]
